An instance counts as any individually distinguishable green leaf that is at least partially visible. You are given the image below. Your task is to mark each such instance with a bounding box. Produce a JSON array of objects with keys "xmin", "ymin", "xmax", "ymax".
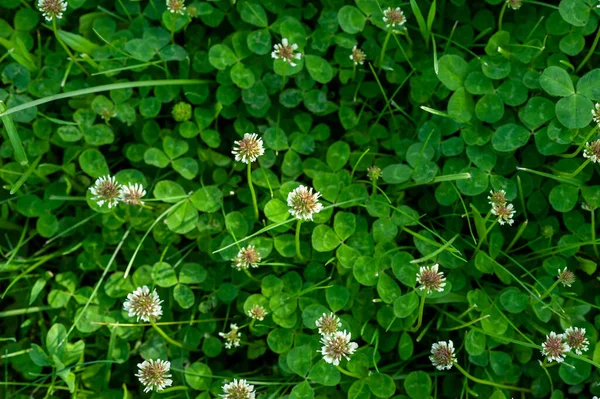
[
  {"xmin": 559, "ymin": 358, "xmax": 591, "ymax": 384},
  {"xmin": 208, "ymin": 44, "xmax": 237, "ymax": 70},
  {"xmin": 185, "ymin": 362, "xmax": 212, "ymax": 390},
  {"xmin": 437, "ymin": 55, "xmax": 468, "ymax": 91},
  {"xmin": 448, "ymin": 87, "xmax": 474, "ymax": 123},
  {"xmin": 337, "ymin": 6, "xmax": 366, "ymax": 34},
  {"xmin": 549, "ymin": 184, "xmax": 579, "ymax": 212},
  {"xmin": 382, "ymin": 164, "xmax": 413, "ymax": 184},
  {"xmin": 558, "ymin": 0, "xmax": 590, "ymax": 27},
  {"xmin": 348, "ymin": 380, "xmax": 371, "ymax": 399},
  {"xmin": 79, "ymin": 149, "xmax": 109, "ymax": 178},
  {"xmin": 540, "ymin": 66, "xmax": 574, "ymax": 97},
  {"xmin": 308, "ymin": 360, "xmax": 340, "ymax": 386},
  {"xmin": 290, "ymin": 381, "xmax": 314, "ymax": 399},
  {"xmin": 404, "ymin": 371, "xmax": 432, "ymax": 399},
  {"xmin": 555, "ymin": 94, "xmax": 593, "ymax": 129},
  {"xmin": 230, "ymin": 63, "xmax": 256, "ymax": 89},
  {"xmin": 393, "ymin": 291, "xmax": 419, "ymax": 318},
  {"xmin": 326, "ymin": 141, "xmax": 350, "ymax": 171},
  {"xmin": 153, "ymin": 180, "xmax": 186, "ymax": 203},
  {"xmin": 190, "ymin": 186, "xmax": 223, "ymax": 212},
  {"xmin": 353, "ymin": 256, "xmax": 378, "ymax": 286},
  {"xmin": 239, "ymin": 2, "xmax": 268, "ymax": 27},
  {"xmin": 287, "ymin": 346, "xmax": 312, "ymax": 377},
  {"xmin": 312, "ymin": 225, "xmax": 341, "ymax": 252},
  {"xmin": 326, "ymin": 285, "xmax": 350, "ymax": 312},
  {"xmin": 367, "ymin": 372, "xmax": 396, "ymax": 398},
  {"xmin": 577, "ymin": 68, "xmax": 600, "ymax": 100},
  {"xmin": 492, "ymin": 123, "xmax": 531, "ymax": 152},
  {"xmin": 305, "ymin": 55, "xmax": 334, "ymax": 84}
]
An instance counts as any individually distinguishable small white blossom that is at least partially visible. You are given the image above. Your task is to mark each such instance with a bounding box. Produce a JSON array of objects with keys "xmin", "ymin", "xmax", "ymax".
[
  {"xmin": 232, "ymin": 245, "xmax": 261, "ymax": 270},
  {"xmin": 271, "ymin": 38, "xmax": 302, "ymax": 67},
  {"xmin": 166, "ymin": 0, "xmax": 186, "ymax": 14},
  {"xmin": 119, "ymin": 183, "xmax": 146, "ymax": 206},
  {"xmin": 349, "ymin": 46, "xmax": 366, "ymax": 65},
  {"xmin": 287, "ymin": 185, "xmax": 323, "ymax": 221},
  {"xmin": 232, "ymin": 133, "xmax": 265, "ymax": 164},
  {"xmin": 492, "ymin": 202, "xmax": 516, "ymax": 226},
  {"xmin": 541, "ymin": 332, "xmax": 570, "ymax": 363},
  {"xmin": 564, "ymin": 327, "xmax": 589, "ymax": 355},
  {"xmin": 247, "ymin": 304, "xmax": 268, "ymax": 321},
  {"xmin": 416, "ymin": 264, "xmax": 446, "ymax": 294},
  {"xmin": 220, "ymin": 379, "xmax": 255, "ymax": 399},
  {"xmin": 315, "ymin": 312, "xmax": 342, "ymax": 335},
  {"xmin": 219, "ymin": 324, "xmax": 241, "ymax": 349},
  {"xmin": 123, "ymin": 286, "xmax": 163, "ymax": 322},
  {"xmin": 592, "ymin": 103, "xmax": 600, "ymax": 125},
  {"xmin": 89, "ymin": 175, "xmax": 122, "ymax": 208},
  {"xmin": 583, "ymin": 139, "xmax": 600, "ymax": 164},
  {"xmin": 38, "ymin": 0, "xmax": 67, "ymax": 21},
  {"xmin": 319, "ymin": 330, "xmax": 358, "ymax": 366},
  {"xmin": 135, "ymin": 359, "xmax": 173, "ymax": 393},
  {"xmin": 383, "ymin": 7, "xmax": 406, "ymax": 28},
  {"xmin": 430, "ymin": 340, "xmax": 456, "ymax": 370},
  {"xmin": 557, "ymin": 267, "xmax": 576, "ymax": 287}
]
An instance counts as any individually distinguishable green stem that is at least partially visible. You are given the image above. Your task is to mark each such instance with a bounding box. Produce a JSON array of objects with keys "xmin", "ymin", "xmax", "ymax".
[
  {"xmin": 454, "ymin": 363, "xmax": 531, "ymax": 393},
  {"xmin": 295, "ymin": 220, "xmax": 303, "ymax": 261},
  {"xmin": 378, "ymin": 29, "xmax": 392, "ymax": 69},
  {"xmin": 248, "ymin": 162, "xmax": 259, "ymax": 220},
  {"xmin": 335, "ymin": 365, "xmax": 362, "ymax": 379},
  {"xmin": 474, "ymin": 218, "xmax": 497, "ymax": 253},
  {"xmin": 52, "ymin": 19, "xmax": 90, "ymax": 76},
  {"xmin": 498, "ymin": 2, "xmax": 507, "ymax": 31},
  {"xmin": 410, "ymin": 293, "xmax": 426, "ymax": 332},
  {"xmin": 0, "ymin": 101, "xmax": 28, "ymax": 166},
  {"xmin": 560, "ymin": 158, "xmax": 591, "ymax": 178},
  {"xmin": 150, "ymin": 320, "xmax": 197, "ymax": 352},
  {"xmin": 0, "ymin": 306, "xmax": 52, "ymax": 318},
  {"xmin": 505, "ymin": 220, "xmax": 528, "ymax": 252},
  {"xmin": 592, "ymin": 209, "xmax": 599, "ymax": 258},
  {"xmin": 539, "ymin": 279, "xmax": 561, "ymax": 300}
]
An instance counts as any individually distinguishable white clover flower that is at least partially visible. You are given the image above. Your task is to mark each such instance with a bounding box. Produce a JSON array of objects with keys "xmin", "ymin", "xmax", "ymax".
[
  {"xmin": 315, "ymin": 312, "xmax": 342, "ymax": 335},
  {"xmin": 564, "ymin": 327, "xmax": 589, "ymax": 355},
  {"xmin": 506, "ymin": 0, "xmax": 523, "ymax": 9},
  {"xmin": 38, "ymin": 0, "xmax": 67, "ymax": 21},
  {"xmin": 89, "ymin": 175, "xmax": 122, "ymax": 208},
  {"xmin": 319, "ymin": 330, "xmax": 358, "ymax": 366},
  {"xmin": 232, "ymin": 245, "xmax": 261, "ymax": 270},
  {"xmin": 416, "ymin": 264, "xmax": 446, "ymax": 294},
  {"xmin": 583, "ymin": 139, "xmax": 600, "ymax": 164},
  {"xmin": 350, "ymin": 46, "xmax": 366, "ymax": 65},
  {"xmin": 383, "ymin": 7, "xmax": 406, "ymax": 28},
  {"xmin": 232, "ymin": 133, "xmax": 265, "ymax": 164},
  {"xmin": 220, "ymin": 379, "xmax": 255, "ymax": 399},
  {"xmin": 287, "ymin": 185, "xmax": 323, "ymax": 221},
  {"xmin": 592, "ymin": 103, "xmax": 600, "ymax": 125},
  {"xmin": 541, "ymin": 332, "xmax": 570, "ymax": 363},
  {"xmin": 119, "ymin": 183, "xmax": 146, "ymax": 206},
  {"xmin": 135, "ymin": 359, "xmax": 173, "ymax": 393},
  {"xmin": 123, "ymin": 286, "xmax": 163, "ymax": 322},
  {"xmin": 488, "ymin": 190, "xmax": 507, "ymax": 207},
  {"xmin": 557, "ymin": 267, "xmax": 576, "ymax": 287},
  {"xmin": 430, "ymin": 340, "xmax": 456, "ymax": 370},
  {"xmin": 271, "ymin": 38, "xmax": 302, "ymax": 67},
  {"xmin": 219, "ymin": 324, "xmax": 241, "ymax": 349},
  {"xmin": 491, "ymin": 202, "xmax": 516, "ymax": 226},
  {"xmin": 247, "ymin": 304, "xmax": 268, "ymax": 321},
  {"xmin": 166, "ymin": 0, "xmax": 186, "ymax": 14}
]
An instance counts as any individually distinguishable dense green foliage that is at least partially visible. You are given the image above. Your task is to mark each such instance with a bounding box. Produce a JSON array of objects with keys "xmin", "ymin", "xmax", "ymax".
[{"xmin": 1, "ymin": 0, "xmax": 600, "ymax": 398}]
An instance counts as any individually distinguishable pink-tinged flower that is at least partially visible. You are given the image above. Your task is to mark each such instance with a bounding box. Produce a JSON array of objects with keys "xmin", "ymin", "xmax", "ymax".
[
  {"xmin": 430, "ymin": 340, "xmax": 456, "ymax": 370},
  {"xmin": 135, "ymin": 359, "xmax": 172, "ymax": 392},
  {"xmin": 564, "ymin": 327, "xmax": 589, "ymax": 355},
  {"xmin": 287, "ymin": 185, "xmax": 323, "ymax": 221},
  {"xmin": 123, "ymin": 286, "xmax": 163, "ymax": 322},
  {"xmin": 541, "ymin": 332, "xmax": 570, "ymax": 363},
  {"xmin": 232, "ymin": 133, "xmax": 265, "ymax": 164},
  {"xmin": 416, "ymin": 264, "xmax": 446, "ymax": 294},
  {"xmin": 271, "ymin": 38, "xmax": 302, "ymax": 67},
  {"xmin": 319, "ymin": 330, "xmax": 358, "ymax": 366}
]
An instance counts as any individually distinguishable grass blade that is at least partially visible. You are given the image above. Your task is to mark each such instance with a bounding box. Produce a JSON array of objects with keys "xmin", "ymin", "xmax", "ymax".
[{"xmin": 0, "ymin": 101, "xmax": 28, "ymax": 166}]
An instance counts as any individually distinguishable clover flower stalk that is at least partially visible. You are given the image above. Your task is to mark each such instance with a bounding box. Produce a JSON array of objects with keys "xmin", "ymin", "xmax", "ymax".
[
  {"xmin": 540, "ymin": 267, "xmax": 576, "ymax": 300},
  {"xmin": 135, "ymin": 359, "xmax": 173, "ymax": 392},
  {"xmin": 316, "ymin": 312, "xmax": 342, "ymax": 335},
  {"xmin": 123, "ymin": 286, "xmax": 163, "ymax": 322},
  {"xmin": 319, "ymin": 330, "xmax": 358, "ymax": 366},
  {"xmin": 219, "ymin": 324, "xmax": 242, "ymax": 349},
  {"xmin": 367, "ymin": 165, "xmax": 382, "ymax": 196},
  {"xmin": 287, "ymin": 185, "xmax": 323, "ymax": 260},
  {"xmin": 564, "ymin": 327, "xmax": 589, "ymax": 355},
  {"xmin": 90, "ymin": 175, "xmax": 122, "ymax": 208},
  {"xmin": 220, "ymin": 379, "xmax": 256, "ymax": 399},
  {"xmin": 541, "ymin": 332, "xmax": 570, "ymax": 363},
  {"xmin": 429, "ymin": 341, "xmax": 456, "ymax": 370},
  {"xmin": 232, "ymin": 133, "xmax": 264, "ymax": 220}
]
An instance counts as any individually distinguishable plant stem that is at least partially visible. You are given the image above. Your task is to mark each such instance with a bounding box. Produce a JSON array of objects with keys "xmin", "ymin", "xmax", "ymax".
[
  {"xmin": 561, "ymin": 158, "xmax": 590, "ymax": 177},
  {"xmin": 411, "ymin": 293, "xmax": 426, "ymax": 332},
  {"xmin": 592, "ymin": 209, "xmax": 599, "ymax": 258},
  {"xmin": 474, "ymin": 218, "xmax": 497, "ymax": 252},
  {"xmin": 52, "ymin": 19, "xmax": 90, "ymax": 76},
  {"xmin": 498, "ymin": 1, "xmax": 507, "ymax": 31},
  {"xmin": 150, "ymin": 319, "xmax": 197, "ymax": 352},
  {"xmin": 454, "ymin": 362, "xmax": 531, "ymax": 392},
  {"xmin": 577, "ymin": 24, "xmax": 600, "ymax": 72},
  {"xmin": 295, "ymin": 220, "xmax": 303, "ymax": 261},
  {"xmin": 539, "ymin": 279, "xmax": 561, "ymax": 300},
  {"xmin": 248, "ymin": 162, "xmax": 259, "ymax": 220},
  {"xmin": 335, "ymin": 365, "xmax": 362, "ymax": 379},
  {"xmin": 379, "ymin": 29, "xmax": 392, "ymax": 69}
]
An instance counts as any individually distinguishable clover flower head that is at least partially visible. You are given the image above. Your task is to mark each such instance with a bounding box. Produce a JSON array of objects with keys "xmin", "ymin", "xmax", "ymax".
[
  {"xmin": 135, "ymin": 359, "xmax": 172, "ymax": 392},
  {"xmin": 89, "ymin": 175, "xmax": 122, "ymax": 208},
  {"xmin": 315, "ymin": 312, "xmax": 342, "ymax": 335},
  {"xmin": 488, "ymin": 190, "xmax": 507, "ymax": 207},
  {"xmin": 350, "ymin": 46, "xmax": 366, "ymax": 65},
  {"xmin": 416, "ymin": 264, "xmax": 446, "ymax": 294},
  {"xmin": 166, "ymin": 0, "xmax": 186, "ymax": 14},
  {"xmin": 583, "ymin": 139, "xmax": 600, "ymax": 164},
  {"xmin": 38, "ymin": 0, "xmax": 67, "ymax": 21},
  {"xmin": 123, "ymin": 286, "xmax": 163, "ymax": 322},
  {"xmin": 541, "ymin": 332, "xmax": 570, "ymax": 363},
  {"xmin": 319, "ymin": 330, "xmax": 358, "ymax": 366},
  {"xmin": 219, "ymin": 324, "xmax": 241, "ymax": 349},
  {"xmin": 557, "ymin": 267, "xmax": 576, "ymax": 287},
  {"xmin": 367, "ymin": 165, "xmax": 382, "ymax": 181},
  {"xmin": 287, "ymin": 185, "xmax": 323, "ymax": 221},
  {"xmin": 429, "ymin": 340, "xmax": 456, "ymax": 370},
  {"xmin": 172, "ymin": 101, "xmax": 192, "ymax": 121},
  {"xmin": 383, "ymin": 7, "xmax": 406, "ymax": 28},
  {"xmin": 220, "ymin": 379, "xmax": 256, "ymax": 399},
  {"xmin": 119, "ymin": 183, "xmax": 146, "ymax": 206},
  {"xmin": 564, "ymin": 327, "xmax": 589, "ymax": 355},
  {"xmin": 232, "ymin": 245, "xmax": 261, "ymax": 270},
  {"xmin": 506, "ymin": 0, "xmax": 523, "ymax": 10},
  {"xmin": 232, "ymin": 133, "xmax": 265, "ymax": 164},
  {"xmin": 491, "ymin": 202, "xmax": 516, "ymax": 226},
  {"xmin": 247, "ymin": 304, "xmax": 268, "ymax": 321},
  {"xmin": 592, "ymin": 103, "xmax": 600, "ymax": 125},
  {"xmin": 271, "ymin": 38, "xmax": 302, "ymax": 67}
]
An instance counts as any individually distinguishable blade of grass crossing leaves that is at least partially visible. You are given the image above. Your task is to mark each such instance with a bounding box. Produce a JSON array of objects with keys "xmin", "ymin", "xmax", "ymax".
[
  {"xmin": 0, "ymin": 101, "xmax": 28, "ymax": 166},
  {"xmin": 410, "ymin": 0, "xmax": 428, "ymax": 44}
]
